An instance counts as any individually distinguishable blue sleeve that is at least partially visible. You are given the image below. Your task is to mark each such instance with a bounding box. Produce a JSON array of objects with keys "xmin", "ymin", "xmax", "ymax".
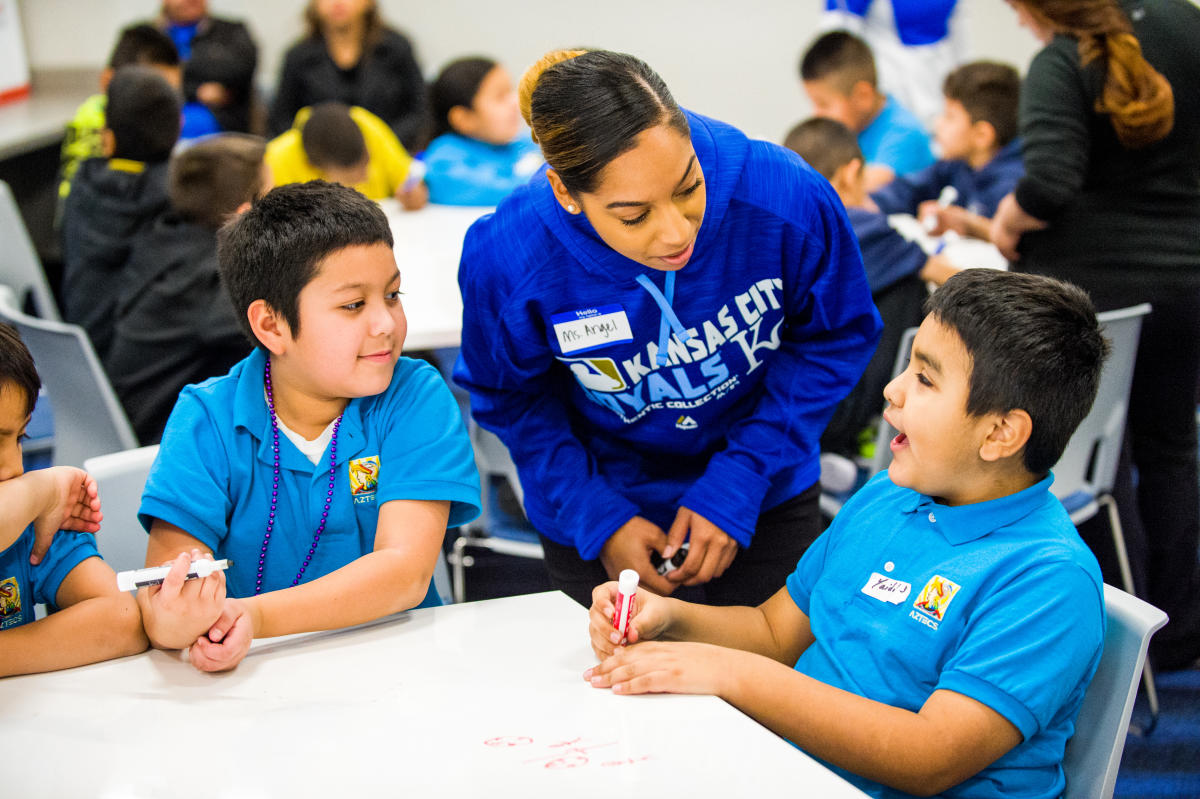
[
  {"xmin": 138, "ymin": 390, "xmax": 233, "ymax": 555},
  {"xmin": 874, "ymin": 128, "xmax": 936, "ymax": 178},
  {"xmin": 31, "ymin": 531, "xmax": 101, "ymax": 610},
  {"xmin": 376, "ymin": 361, "xmax": 481, "ymax": 527},
  {"xmin": 851, "ymin": 210, "xmax": 929, "ymax": 293},
  {"xmin": 870, "ymin": 162, "xmax": 947, "ymax": 215},
  {"xmin": 677, "ymin": 178, "xmax": 882, "ymax": 546},
  {"xmin": 937, "ymin": 562, "xmax": 1104, "ymax": 739},
  {"xmin": 425, "ymin": 138, "xmax": 521, "ymax": 207},
  {"xmin": 454, "ymin": 220, "xmax": 641, "ymax": 559}
]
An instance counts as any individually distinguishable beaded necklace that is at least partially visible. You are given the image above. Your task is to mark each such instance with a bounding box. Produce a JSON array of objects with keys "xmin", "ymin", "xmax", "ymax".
[{"xmin": 256, "ymin": 359, "xmax": 343, "ymax": 595}]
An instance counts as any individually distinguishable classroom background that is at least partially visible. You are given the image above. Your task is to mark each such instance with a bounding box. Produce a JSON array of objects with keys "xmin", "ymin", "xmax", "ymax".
[{"xmin": 18, "ymin": 0, "xmax": 1041, "ymax": 142}]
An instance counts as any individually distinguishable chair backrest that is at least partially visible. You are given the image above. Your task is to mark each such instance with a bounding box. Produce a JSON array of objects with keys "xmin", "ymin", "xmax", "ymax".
[
  {"xmin": 0, "ymin": 289, "xmax": 137, "ymax": 466},
  {"xmin": 1062, "ymin": 584, "xmax": 1168, "ymax": 799},
  {"xmin": 471, "ymin": 421, "xmax": 524, "ymax": 506},
  {"xmin": 867, "ymin": 324, "xmax": 918, "ymax": 478},
  {"xmin": 1052, "ymin": 304, "xmax": 1151, "ymax": 503},
  {"xmin": 83, "ymin": 445, "xmax": 159, "ymax": 573},
  {"xmin": 0, "ymin": 180, "xmax": 61, "ymax": 321}
]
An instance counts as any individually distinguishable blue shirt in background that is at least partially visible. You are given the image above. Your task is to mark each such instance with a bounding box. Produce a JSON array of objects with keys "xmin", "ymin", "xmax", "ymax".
[
  {"xmin": 786, "ymin": 472, "xmax": 1104, "ymax": 799},
  {"xmin": 845, "ymin": 207, "xmax": 928, "ymax": 294},
  {"xmin": 872, "ymin": 138, "xmax": 1025, "ymax": 219},
  {"xmin": 0, "ymin": 526, "xmax": 99, "ymax": 630},
  {"xmin": 858, "ymin": 95, "xmax": 936, "ymax": 177},
  {"xmin": 165, "ymin": 21, "xmax": 199, "ymax": 61},
  {"xmin": 140, "ymin": 349, "xmax": 481, "ymax": 605},
  {"xmin": 424, "ymin": 133, "xmax": 543, "ymax": 206}
]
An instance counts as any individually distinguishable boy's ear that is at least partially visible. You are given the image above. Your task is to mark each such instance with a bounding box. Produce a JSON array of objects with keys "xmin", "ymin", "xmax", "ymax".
[
  {"xmin": 246, "ymin": 299, "xmax": 292, "ymax": 355},
  {"xmin": 544, "ymin": 169, "xmax": 579, "ymax": 214},
  {"xmin": 100, "ymin": 128, "xmax": 116, "ymax": 158},
  {"xmin": 970, "ymin": 120, "xmax": 999, "ymax": 153},
  {"xmin": 978, "ymin": 409, "xmax": 1033, "ymax": 463},
  {"xmin": 831, "ymin": 158, "xmax": 864, "ymax": 196},
  {"xmin": 98, "ymin": 67, "xmax": 114, "ymax": 92},
  {"xmin": 849, "ymin": 79, "xmax": 879, "ymax": 112}
]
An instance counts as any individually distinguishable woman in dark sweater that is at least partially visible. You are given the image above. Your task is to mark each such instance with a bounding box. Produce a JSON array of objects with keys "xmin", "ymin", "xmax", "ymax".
[
  {"xmin": 269, "ymin": 0, "xmax": 429, "ymax": 151},
  {"xmin": 993, "ymin": 0, "xmax": 1200, "ymax": 670}
]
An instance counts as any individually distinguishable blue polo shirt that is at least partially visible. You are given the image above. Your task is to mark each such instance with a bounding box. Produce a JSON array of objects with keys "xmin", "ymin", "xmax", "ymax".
[
  {"xmin": 787, "ymin": 472, "xmax": 1104, "ymax": 799},
  {"xmin": 140, "ymin": 349, "xmax": 481, "ymax": 605},
  {"xmin": 858, "ymin": 96, "xmax": 936, "ymax": 178},
  {"xmin": 0, "ymin": 525, "xmax": 99, "ymax": 629}
]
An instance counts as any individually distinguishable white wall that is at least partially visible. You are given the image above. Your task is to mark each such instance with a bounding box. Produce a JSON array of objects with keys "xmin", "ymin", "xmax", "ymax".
[{"xmin": 17, "ymin": 0, "xmax": 1042, "ymax": 141}]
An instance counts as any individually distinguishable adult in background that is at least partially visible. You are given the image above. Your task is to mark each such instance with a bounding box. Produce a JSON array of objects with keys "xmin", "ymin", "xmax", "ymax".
[
  {"xmin": 454, "ymin": 49, "xmax": 880, "ymax": 607},
  {"xmin": 270, "ymin": 0, "xmax": 429, "ymax": 152},
  {"xmin": 992, "ymin": 0, "xmax": 1200, "ymax": 670},
  {"xmin": 154, "ymin": 0, "xmax": 258, "ymax": 133}
]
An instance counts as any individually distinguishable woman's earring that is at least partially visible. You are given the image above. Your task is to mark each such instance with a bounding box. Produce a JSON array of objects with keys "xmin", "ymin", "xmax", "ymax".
[{"xmin": 567, "ymin": 204, "xmax": 577, "ymax": 214}]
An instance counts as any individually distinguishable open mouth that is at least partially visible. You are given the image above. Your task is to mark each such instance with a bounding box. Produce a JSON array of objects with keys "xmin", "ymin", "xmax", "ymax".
[{"xmin": 658, "ymin": 240, "xmax": 695, "ymax": 267}]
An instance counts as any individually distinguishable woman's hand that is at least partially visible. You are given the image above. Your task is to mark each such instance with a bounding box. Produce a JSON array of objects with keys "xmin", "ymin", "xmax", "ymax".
[
  {"xmin": 587, "ymin": 579, "xmax": 673, "ymax": 660},
  {"xmin": 584, "ymin": 640, "xmax": 735, "ymax": 697},
  {"xmin": 599, "ymin": 516, "xmax": 676, "ymax": 596},
  {"xmin": 663, "ymin": 507, "xmax": 738, "ymax": 587},
  {"xmin": 990, "ymin": 193, "xmax": 1048, "ymax": 261}
]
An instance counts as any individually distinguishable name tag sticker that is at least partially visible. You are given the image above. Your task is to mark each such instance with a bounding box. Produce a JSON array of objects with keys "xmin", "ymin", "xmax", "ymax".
[
  {"xmin": 551, "ymin": 305, "xmax": 634, "ymax": 355},
  {"xmin": 861, "ymin": 572, "xmax": 911, "ymax": 605}
]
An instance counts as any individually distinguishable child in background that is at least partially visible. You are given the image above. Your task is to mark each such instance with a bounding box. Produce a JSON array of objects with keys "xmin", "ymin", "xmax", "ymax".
[
  {"xmin": 61, "ymin": 66, "xmax": 181, "ymax": 362},
  {"xmin": 266, "ymin": 102, "xmax": 427, "ymax": 208},
  {"xmin": 424, "ymin": 57, "xmax": 543, "ymax": 206},
  {"xmin": 587, "ymin": 269, "xmax": 1109, "ymax": 799},
  {"xmin": 872, "ymin": 62, "xmax": 1024, "ymax": 242},
  {"xmin": 106, "ymin": 134, "xmax": 268, "ymax": 445},
  {"xmin": 800, "ymin": 31, "xmax": 934, "ymax": 191},
  {"xmin": 58, "ymin": 24, "xmax": 185, "ymax": 205},
  {"xmin": 785, "ymin": 117, "xmax": 958, "ymax": 459},
  {"xmin": 0, "ymin": 323, "xmax": 148, "ymax": 677},
  {"xmin": 136, "ymin": 181, "xmax": 480, "ymax": 672}
]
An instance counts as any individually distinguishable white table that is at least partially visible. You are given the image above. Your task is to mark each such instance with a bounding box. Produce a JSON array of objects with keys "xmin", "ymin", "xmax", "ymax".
[
  {"xmin": 379, "ymin": 199, "xmax": 491, "ymax": 351},
  {"xmin": 0, "ymin": 591, "xmax": 868, "ymax": 798},
  {"xmin": 0, "ymin": 83, "xmax": 92, "ymax": 160}
]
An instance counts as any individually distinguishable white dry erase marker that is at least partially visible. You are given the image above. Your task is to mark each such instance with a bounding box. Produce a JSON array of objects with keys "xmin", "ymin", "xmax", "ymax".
[
  {"xmin": 612, "ymin": 569, "xmax": 639, "ymax": 643},
  {"xmin": 116, "ymin": 559, "xmax": 233, "ymax": 592},
  {"xmin": 922, "ymin": 185, "xmax": 961, "ymax": 232}
]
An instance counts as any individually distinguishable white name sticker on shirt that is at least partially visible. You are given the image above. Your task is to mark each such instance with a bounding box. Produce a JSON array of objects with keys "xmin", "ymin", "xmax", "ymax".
[
  {"xmin": 551, "ymin": 305, "xmax": 634, "ymax": 355},
  {"xmin": 861, "ymin": 572, "xmax": 912, "ymax": 605}
]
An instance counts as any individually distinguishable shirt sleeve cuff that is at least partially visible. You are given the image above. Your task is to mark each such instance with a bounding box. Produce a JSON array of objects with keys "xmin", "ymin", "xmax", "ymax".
[
  {"xmin": 938, "ymin": 670, "xmax": 1040, "ymax": 742},
  {"xmin": 569, "ymin": 488, "xmax": 643, "ymax": 562},
  {"xmin": 1014, "ymin": 178, "xmax": 1060, "ymax": 224},
  {"xmin": 138, "ymin": 497, "xmax": 223, "ymax": 557},
  {"xmin": 677, "ymin": 456, "xmax": 772, "ymax": 548}
]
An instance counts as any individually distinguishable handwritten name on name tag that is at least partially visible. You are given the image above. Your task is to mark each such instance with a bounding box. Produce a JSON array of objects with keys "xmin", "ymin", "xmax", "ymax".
[
  {"xmin": 861, "ymin": 572, "xmax": 912, "ymax": 605},
  {"xmin": 551, "ymin": 305, "xmax": 633, "ymax": 355}
]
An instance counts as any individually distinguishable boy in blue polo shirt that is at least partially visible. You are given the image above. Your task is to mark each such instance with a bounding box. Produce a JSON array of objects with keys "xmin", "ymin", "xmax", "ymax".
[
  {"xmin": 135, "ymin": 181, "xmax": 480, "ymax": 672},
  {"xmin": 585, "ymin": 269, "xmax": 1109, "ymax": 799},
  {"xmin": 0, "ymin": 323, "xmax": 148, "ymax": 676}
]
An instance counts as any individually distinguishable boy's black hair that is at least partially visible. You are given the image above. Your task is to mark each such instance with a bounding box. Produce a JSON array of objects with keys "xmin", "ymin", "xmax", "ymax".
[
  {"xmin": 430, "ymin": 56, "xmax": 498, "ymax": 139},
  {"xmin": 108, "ymin": 23, "xmax": 180, "ymax": 69},
  {"xmin": 301, "ymin": 103, "xmax": 368, "ymax": 169},
  {"xmin": 217, "ymin": 181, "xmax": 394, "ymax": 347},
  {"xmin": 0, "ymin": 323, "xmax": 41, "ymax": 417},
  {"xmin": 106, "ymin": 65, "xmax": 182, "ymax": 163},
  {"xmin": 799, "ymin": 31, "xmax": 877, "ymax": 93},
  {"xmin": 783, "ymin": 117, "xmax": 863, "ymax": 181},
  {"xmin": 169, "ymin": 133, "xmax": 267, "ymax": 230},
  {"xmin": 943, "ymin": 61, "xmax": 1021, "ymax": 147},
  {"xmin": 926, "ymin": 269, "xmax": 1110, "ymax": 476}
]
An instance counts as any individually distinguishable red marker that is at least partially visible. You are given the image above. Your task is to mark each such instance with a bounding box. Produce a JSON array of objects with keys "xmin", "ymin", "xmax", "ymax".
[{"xmin": 612, "ymin": 569, "xmax": 639, "ymax": 643}]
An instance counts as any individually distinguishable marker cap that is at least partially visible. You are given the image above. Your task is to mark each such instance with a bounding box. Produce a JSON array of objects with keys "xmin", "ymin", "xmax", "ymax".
[{"xmin": 618, "ymin": 569, "xmax": 639, "ymax": 595}]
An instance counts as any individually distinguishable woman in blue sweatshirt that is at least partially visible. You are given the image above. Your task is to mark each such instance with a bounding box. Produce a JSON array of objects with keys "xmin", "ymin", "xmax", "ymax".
[{"xmin": 454, "ymin": 50, "xmax": 880, "ymax": 606}]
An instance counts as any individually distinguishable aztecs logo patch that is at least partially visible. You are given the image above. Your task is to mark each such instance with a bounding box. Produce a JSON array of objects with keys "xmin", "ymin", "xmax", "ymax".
[
  {"xmin": 0, "ymin": 576, "xmax": 23, "ymax": 628},
  {"xmin": 349, "ymin": 456, "xmax": 380, "ymax": 497},
  {"xmin": 912, "ymin": 574, "xmax": 961, "ymax": 622}
]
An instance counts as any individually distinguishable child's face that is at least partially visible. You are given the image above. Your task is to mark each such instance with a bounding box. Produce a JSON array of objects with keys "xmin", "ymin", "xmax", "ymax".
[
  {"xmin": 804, "ymin": 78, "xmax": 877, "ymax": 133},
  {"xmin": 456, "ymin": 66, "xmax": 523, "ymax": 146},
  {"xmin": 882, "ymin": 317, "xmax": 998, "ymax": 506},
  {"xmin": 279, "ymin": 242, "xmax": 406, "ymax": 402},
  {"xmin": 0, "ymin": 383, "xmax": 30, "ymax": 482},
  {"xmin": 934, "ymin": 99, "xmax": 974, "ymax": 161}
]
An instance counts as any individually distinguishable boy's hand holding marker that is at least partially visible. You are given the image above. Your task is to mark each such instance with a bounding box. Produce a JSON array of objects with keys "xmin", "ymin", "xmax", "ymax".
[
  {"xmin": 586, "ymin": 575, "xmax": 669, "ymax": 660},
  {"xmin": 136, "ymin": 549, "xmax": 227, "ymax": 651}
]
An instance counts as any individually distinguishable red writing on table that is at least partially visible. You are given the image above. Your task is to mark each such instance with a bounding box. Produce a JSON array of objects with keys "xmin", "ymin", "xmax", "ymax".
[{"xmin": 483, "ymin": 736, "xmax": 652, "ymax": 770}]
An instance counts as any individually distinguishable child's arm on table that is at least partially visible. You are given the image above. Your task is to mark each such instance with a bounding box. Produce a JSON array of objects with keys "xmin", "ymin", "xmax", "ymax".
[
  {"xmin": 586, "ymin": 585, "xmax": 1022, "ymax": 798},
  {"xmin": 138, "ymin": 522, "xmax": 229, "ymax": 650},
  {"xmin": 0, "ymin": 467, "xmax": 101, "ymax": 561},
  {"xmin": 0, "ymin": 557, "xmax": 147, "ymax": 677},
  {"xmin": 917, "ymin": 201, "xmax": 994, "ymax": 242},
  {"xmin": 188, "ymin": 498, "xmax": 449, "ymax": 672}
]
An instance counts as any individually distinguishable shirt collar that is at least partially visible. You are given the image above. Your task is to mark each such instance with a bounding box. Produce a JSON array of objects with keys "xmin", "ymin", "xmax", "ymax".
[
  {"xmin": 232, "ymin": 348, "xmax": 369, "ymax": 471},
  {"xmin": 901, "ymin": 473, "xmax": 1058, "ymax": 545}
]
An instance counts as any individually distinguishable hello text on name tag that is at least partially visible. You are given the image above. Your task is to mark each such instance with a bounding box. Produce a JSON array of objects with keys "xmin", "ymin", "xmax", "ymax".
[
  {"xmin": 861, "ymin": 572, "xmax": 912, "ymax": 605},
  {"xmin": 551, "ymin": 305, "xmax": 634, "ymax": 355}
]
